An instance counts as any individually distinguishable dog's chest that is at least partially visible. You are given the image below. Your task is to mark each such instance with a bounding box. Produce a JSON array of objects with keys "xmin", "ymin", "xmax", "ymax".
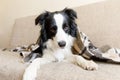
[
  {"xmin": 54, "ymin": 48, "xmax": 72, "ymax": 61},
  {"xmin": 43, "ymin": 48, "xmax": 73, "ymax": 62}
]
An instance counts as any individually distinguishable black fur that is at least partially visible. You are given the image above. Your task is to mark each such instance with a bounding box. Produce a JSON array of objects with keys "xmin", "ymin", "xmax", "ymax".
[{"xmin": 24, "ymin": 8, "xmax": 78, "ymax": 62}]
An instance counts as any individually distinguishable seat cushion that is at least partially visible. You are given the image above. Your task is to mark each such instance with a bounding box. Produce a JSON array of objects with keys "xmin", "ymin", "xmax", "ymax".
[
  {"xmin": 0, "ymin": 50, "xmax": 26, "ymax": 80},
  {"xmin": 0, "ymin": 50, "xmax": 120, "ymax": 80},
  {"xmin": 38, "ymin": 62, "xmax": 120, "ymax": 80}
]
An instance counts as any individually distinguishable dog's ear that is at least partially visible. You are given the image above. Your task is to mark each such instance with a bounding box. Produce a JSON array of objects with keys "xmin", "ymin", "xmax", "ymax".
[
  {"xmin": 63, "ymin": 8, "xmax": 77, "ymax": 20},
  {"xmin": 35, "ymin": 11, "xmax": 50, "ymax": 25}
]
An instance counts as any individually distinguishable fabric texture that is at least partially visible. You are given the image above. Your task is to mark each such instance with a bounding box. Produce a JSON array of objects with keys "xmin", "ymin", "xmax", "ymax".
[
  {"xmin": 10, "ymin": 16, "xmax": 40, "ymax": 48},
  {"xmin": 1, "ymin": 50, "xmax": 120, "ymax": 80},
  {"xmin": 0, "ymin": 50, "xmax": 26, "ymax": 80}
]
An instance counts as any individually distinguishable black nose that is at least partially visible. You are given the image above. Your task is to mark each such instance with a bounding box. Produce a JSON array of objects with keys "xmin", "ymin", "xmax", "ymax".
[{"xmin": 58, "ymin": 41, "xmax": 66, "ymax": 47}]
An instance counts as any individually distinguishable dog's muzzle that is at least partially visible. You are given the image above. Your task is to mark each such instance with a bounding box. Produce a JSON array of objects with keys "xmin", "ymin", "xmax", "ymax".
[{"xmin": 58, "ymin": 41, "xmax": 66, "ymax": 48}]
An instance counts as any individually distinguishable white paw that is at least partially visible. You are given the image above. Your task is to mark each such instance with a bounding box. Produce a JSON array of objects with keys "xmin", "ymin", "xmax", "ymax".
[
  {"xmin": 81, "ymin": 60, "xmax": 98, "ymax": 70},
  {"xmin": 23, "ymin": 66, "xmax": 37, "ymax": 80}
]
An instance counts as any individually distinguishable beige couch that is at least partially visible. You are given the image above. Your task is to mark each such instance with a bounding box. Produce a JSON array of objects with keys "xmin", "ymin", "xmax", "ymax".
[{"xmin": 1, "ymin": 0, "xmax": 120, "ymax": 80}]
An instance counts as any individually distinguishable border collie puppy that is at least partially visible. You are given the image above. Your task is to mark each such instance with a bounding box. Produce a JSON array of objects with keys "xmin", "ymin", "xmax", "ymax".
[{"xmin": 23, "ymin": 8, "xmax": 98, "ymax": 80}]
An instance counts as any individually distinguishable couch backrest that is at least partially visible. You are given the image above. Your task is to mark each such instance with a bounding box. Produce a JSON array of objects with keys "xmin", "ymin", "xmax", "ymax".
[
  {"xmin": 10, "ymin": 0, "xmax": 120, "ymax": 48},
  {"xmin": 74, "ymin": 0, "xmax": 120, "ymax": 48},
  {"xmin": 10, "ymin": 16, "xmax": 40, "ymax": 48}
]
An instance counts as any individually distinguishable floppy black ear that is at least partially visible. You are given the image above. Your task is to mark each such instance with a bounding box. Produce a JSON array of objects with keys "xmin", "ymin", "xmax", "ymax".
[
  {"xmin": 63, "ymin": 8, "xmax": 77, "ymax": 20},
  {"xmin": 35, "ymin": 11, "xmax": 50, "ymax": 25}
]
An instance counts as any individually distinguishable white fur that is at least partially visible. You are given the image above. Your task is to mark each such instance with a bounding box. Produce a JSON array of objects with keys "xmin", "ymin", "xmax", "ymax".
[
  {"xmin": 23, "ymin": 58, "xmax": 54, "ymax": 80},
  {"xmin": 54, "ymin": 14, "xmax": 65, "ymax": 43},
  {"xmin": 23, "ymin": 13, "xmax": 98, "ymax": 80}
]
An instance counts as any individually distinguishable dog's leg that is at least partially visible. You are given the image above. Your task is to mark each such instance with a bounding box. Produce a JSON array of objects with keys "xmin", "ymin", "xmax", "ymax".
[
  {"xmin": 66, "ymin": 55, "xmax": 98, "ymax": 70},
  {"xmin": 75, "ymin": 55, "xmax": 98, "ymax": 70},
  {"xmin": 23, "ymin": 57, "xmax": 55, "ymax": 80}
]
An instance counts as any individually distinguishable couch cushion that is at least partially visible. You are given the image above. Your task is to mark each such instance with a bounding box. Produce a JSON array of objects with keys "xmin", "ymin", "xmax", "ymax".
[
  {"xmin": 38, "ymin": 62, "xmax": 120, "ymax": 80},
  {"xmin": 74, "ymin": 1, "xmax": 120, "ymax": 48},
  {"xmin": 0, "ymin": 50, "xmax": 26, "ymax": 80},
  {"xmin": 10, "ymin": 16, "xmax": 40, "ymax": 48},
  {"xmin": 1, "ymin": 50, "xmax": 120, "ymax": 80}
]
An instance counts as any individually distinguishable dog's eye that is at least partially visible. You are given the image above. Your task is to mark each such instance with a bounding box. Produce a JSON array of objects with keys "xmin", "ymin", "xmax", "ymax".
[
  {"xmin": 63, "ymin": 24, "xmax": 69, "ymax": 31},
  {"xmin": 50, "ymin": 27, "xmax": 56, "ymax": 33}
]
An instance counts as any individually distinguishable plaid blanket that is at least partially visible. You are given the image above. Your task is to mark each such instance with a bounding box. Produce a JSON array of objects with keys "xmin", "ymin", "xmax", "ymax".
[{"xmin": 73, "ymin": 28, "xmax": 120, "ymax": 63}]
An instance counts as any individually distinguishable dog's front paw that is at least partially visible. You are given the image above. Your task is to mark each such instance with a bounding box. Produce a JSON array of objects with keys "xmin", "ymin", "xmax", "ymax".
[
  {"xmin": 81, "ymin": 60, "xmax": 98, "ymax": 70},
  {"xmin": 23, "ymin": 66, "xmax": 37, "ymax": 80}
]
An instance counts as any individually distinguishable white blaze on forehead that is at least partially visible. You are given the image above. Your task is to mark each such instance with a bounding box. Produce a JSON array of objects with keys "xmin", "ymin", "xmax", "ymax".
[
  {"xmin": 53, "ymin": 13, "xmax": 66, "ymax": 42},
  {"xmin": 53, "ymin": 13, "xmax": 64, "ymax": 27}
]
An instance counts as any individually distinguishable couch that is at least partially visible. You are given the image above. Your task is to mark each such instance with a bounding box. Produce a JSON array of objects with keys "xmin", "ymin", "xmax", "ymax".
[{"xmin": 1, "ymin": 0, "xmax": 120, "ymax": 80}]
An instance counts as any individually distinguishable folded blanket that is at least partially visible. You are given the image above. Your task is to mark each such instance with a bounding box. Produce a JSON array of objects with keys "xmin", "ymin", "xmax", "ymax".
[{"xmin": 73, "ymin": 28, "xmax": 120, "ymax": 63}]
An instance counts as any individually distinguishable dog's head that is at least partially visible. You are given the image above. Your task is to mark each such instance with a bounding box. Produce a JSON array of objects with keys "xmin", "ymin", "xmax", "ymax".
[{"xmin": 35, "ymin": 8, "xmax": 78, "ymax": 48}]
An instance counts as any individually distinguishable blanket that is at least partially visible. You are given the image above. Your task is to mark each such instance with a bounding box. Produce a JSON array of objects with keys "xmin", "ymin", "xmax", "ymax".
[{"xmin": 73, "ymin": 28, "xmax": 120, "ymax": 63}]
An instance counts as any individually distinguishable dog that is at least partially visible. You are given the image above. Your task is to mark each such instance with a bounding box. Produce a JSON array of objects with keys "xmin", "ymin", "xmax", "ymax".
[{"xmin": 23, "ymin": 8, "xmax": 98, "ymax": 80}]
